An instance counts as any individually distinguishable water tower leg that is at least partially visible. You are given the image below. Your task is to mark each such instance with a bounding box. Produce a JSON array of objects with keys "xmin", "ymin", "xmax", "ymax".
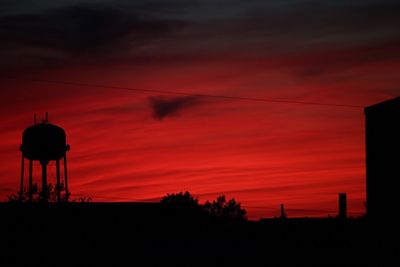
[
  {"xmin": 56, "ymin": 160, "xmax": 61, "ymax": 202},
  {"xmin": 41, "ymin": 161, "xmax": 48, "ymax": 202},
  {"xmin": 64, "ymin": 155, "xmax": 69, "ymax": 201},
  {"xmin": 20, "ymin": 154, "xmax": 24, "ymax": 202},
  {"xmin": 28, "ymin": 160, "xmax": 33, "ymax": 202}
]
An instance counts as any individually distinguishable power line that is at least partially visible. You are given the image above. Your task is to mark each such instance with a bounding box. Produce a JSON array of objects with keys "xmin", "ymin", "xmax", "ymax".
[
  {"xmin": 0, "ymin": 186, "xmax": 146, "ymax": 202},
  {"xmin": 1, "ymin": 76, "xmax": 364, "ymax": 109},
  {"xmin": 0, "ymin": 186, "xmax": 343, "ymax": 212},
  {"xmin": 70, "ymin": 193, "xmax": 143, "ymax": 202},
  {"xmin": 0, "ymin": 187, "xmax": 14, "ymax": 192},
  {"xmin": 0, "ymin": 186, "xmax": 362, "ymax": 214}
]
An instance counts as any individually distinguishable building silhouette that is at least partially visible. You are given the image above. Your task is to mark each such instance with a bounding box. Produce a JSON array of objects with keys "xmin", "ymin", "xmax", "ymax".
[{"xmin": 364, "ymin": 96, "xmax": 400, "ymax": 220}]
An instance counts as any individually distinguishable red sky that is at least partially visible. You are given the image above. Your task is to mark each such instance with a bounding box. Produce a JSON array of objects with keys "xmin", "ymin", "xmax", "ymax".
[{"xmin": 0, "ymin": 1, "xmax": 399, "ymax": 219}]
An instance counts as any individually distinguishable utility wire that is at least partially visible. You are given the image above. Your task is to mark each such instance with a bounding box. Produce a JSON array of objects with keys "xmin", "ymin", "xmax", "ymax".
[
  {"xmin": 0, "ymin": 186, "xmax": 361, "ymax": 214},
  {"xmin": 70, "ymin": 193, "xmax": 143, "ymax": 202},
  {"xmin": 0, "ymin": 187, "xmax": 15, "ymax": 192},
  {"xmin": 1, "ymin": 76, "xmax": 364, "ymax": 109}
]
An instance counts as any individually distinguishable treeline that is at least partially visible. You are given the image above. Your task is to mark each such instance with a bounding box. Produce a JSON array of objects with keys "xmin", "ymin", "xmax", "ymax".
[
  {"xmin": 161, "ymin": 191, "xmax": 247, "ymax": 221},
  {"xmin": 8, "ymin": 185, "xmax": 247, "ymax": 221}
]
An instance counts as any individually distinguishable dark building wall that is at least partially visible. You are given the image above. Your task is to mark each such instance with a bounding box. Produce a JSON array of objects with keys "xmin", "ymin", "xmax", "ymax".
[{"xmin": 364, "ymin": 97, "xmax": 400, "ymax": 219}]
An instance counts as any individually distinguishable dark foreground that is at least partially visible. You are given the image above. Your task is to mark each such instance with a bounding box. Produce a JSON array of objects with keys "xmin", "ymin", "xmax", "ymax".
[{"xmin": 0, "ymin": 203, "xmax": 397, "ymax": 267}]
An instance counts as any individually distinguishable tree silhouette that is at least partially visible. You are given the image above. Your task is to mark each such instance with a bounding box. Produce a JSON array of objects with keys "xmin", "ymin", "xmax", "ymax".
[
  {"xmin": 203, "ymin": 195, "xmax": 247, "ymax": 221},
  {"xmin": 161, "ymin": 192, "xmax": 247, "ymax": 221},
  {"xmin": 161, "ymin": 191, "xmax": 200, "ymax": 210}
]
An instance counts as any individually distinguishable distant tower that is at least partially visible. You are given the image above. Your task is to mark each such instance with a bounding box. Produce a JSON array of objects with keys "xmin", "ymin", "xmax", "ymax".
[
  {"xmin": 280, "ymin": 204, "xmax": 287, "ymax": 219},
  {"xmin": 364, "ymin": 97, "xmax": 400, "ymax": 220},
  {"xmin": 338, "ymin": 193, "xmax": 347, "ymax": 220},
  {"xmin": 19, "ymin": 113, "xmax": 70, "ymax": 202}
]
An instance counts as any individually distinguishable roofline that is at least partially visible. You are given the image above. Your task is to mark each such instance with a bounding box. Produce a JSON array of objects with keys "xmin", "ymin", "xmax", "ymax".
[{"xmin": 364, "ymin": 96, "xmax": 400, "ymax": 115}]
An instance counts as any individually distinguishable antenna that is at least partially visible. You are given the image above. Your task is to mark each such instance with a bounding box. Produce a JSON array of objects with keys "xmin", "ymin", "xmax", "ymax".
[{"xmin": 41, "ymin": 112, "xmax": 48, "ymax": 124}]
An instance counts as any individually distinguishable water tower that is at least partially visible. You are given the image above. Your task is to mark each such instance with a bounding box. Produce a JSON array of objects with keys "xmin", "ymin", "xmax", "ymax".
[{"xmin": 19, "ymin": 113, "xmax": 70, "ymax": 202}]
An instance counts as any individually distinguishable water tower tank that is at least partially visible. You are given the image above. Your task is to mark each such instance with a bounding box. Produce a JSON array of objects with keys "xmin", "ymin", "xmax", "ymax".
[{"xmin": 21, "ymin": 123, "xmax": 67, "ymax": 161}]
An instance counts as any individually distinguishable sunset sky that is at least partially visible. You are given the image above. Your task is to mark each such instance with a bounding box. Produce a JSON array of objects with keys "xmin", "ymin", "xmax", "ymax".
[{"xmin": 0, "ymin": 0, "xmax": 399, "ymax": 219}]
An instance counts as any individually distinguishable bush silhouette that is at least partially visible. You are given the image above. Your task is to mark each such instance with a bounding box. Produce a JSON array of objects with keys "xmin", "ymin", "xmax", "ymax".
[{"xmin": 7, "ymin": 182, "xmax": 70, "ymax": 202}]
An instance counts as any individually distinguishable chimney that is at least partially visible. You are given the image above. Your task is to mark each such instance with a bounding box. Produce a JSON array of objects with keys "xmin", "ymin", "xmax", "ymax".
[{"xmin": 338, "ymin": 193, "xmax": 347, "ymax": 219}]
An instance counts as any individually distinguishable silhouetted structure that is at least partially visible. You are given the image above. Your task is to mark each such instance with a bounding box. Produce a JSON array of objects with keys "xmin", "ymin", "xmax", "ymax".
[
  {"xmin": 280, "ymin": 204, "xmax": 287, "ymax": 219},
  {"xmin": 365, "ymin": 97, "xmax": 400, "ymax": 220},
  {"xmin": 338, "ymin": 193, "xmax": 347, "ymax": 219},
  {"xmin": 19, "ymin": 113, "xmax": 70, "ymax": 202},
  {"xmin": 0, "ymin": 202, "xmax": 375, "ymax": 267}
]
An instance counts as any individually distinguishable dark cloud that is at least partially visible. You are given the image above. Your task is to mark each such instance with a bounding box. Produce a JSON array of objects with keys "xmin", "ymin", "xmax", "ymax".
[
  {"xmin": 1, "ymin": 0, "xmax": 399, "ymax": 71},
  {"xmin": 230, "ymin": 1, "xmax": 400, "ymax": 49},
  {"xmin": 148, "ymin": 96, "xmax": 201, "ymax": 120},
  {"xmin": 0, "ymin": 3, "xmax": 184, "ymax": 70}
]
